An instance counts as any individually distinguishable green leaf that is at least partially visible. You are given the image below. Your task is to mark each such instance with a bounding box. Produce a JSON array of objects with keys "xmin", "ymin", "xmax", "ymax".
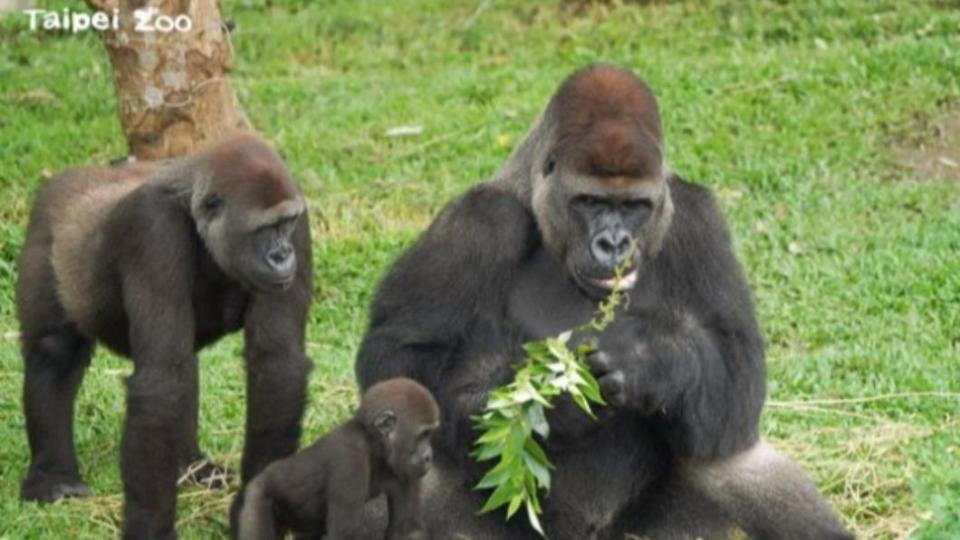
[
  {"xmin": 526, "ymin": 500, "xmax": 546, "ymax": 537},
  {"xmin": 571, "ymin": 393, "xmax": 595, "ymax": 416},
  {"xmin": 472, "ymin": 280, "xmax": 626, "ymax": 533},
  {"xmin": 478, "ymin": 481, "xmax": 521, "ymax": 514},
  {"xmin": 575, "ymin": 342, "xmax": 597, "ymax": 355},
  {"xmin": 473, "ymin": 443, "xmax": 503, "ymax": 462},
  {"xmin": 509, "ymin": 420, "xmax": 528, "ymax": 449},
  {"xmin": 525, "ymin": 403, "xmax": 550, "ymax": 438},
  {"xmin": 523, "ymin": 451, "xmax": 551, "ymax": 491},
  {"xmin": 475, "ymin": 464, "xmax": 513, "ymax": 489},
  {"xmin": 580, "ymin": 377, "xmax": 604, "ymax": 404},
  {"xmin": 475, "ymin": 423, "xmax": 511, "ymax": 444},
  {"xmin": 545, "ymin": 338, "xmax": 573, "ymax": 362},
  {"xmin": 507, "ymin": 495, "xmax": 523, "ymax": 519},
  {"xmin": 524, "ymin": 437, "xmax": 552, "ymax": 469}
]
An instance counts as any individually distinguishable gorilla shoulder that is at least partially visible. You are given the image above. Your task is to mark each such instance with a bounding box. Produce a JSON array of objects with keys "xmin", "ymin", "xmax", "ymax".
[
  {"xmin": 425, "ymin": 184, "xmax": 536, "ymax": 263},
  {"xmin": 372, "ymin": 184, "xmax": 536, "ymax": 320}
]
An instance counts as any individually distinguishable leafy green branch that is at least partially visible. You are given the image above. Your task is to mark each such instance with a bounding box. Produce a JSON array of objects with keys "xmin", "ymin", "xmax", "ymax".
[{"xmin": 470, "ymin": 284, "xmax": 626, "ymax": 536}]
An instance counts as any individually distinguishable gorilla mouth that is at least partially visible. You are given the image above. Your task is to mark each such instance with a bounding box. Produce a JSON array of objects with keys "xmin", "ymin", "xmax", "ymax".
[
  {"xmin": 249, "ymin": 274, "xmax": 295, "ymax": 293},
  {"xmin": 585, "ymin": 269, "xmax": 638, "ymax": 291},
  {"xmin": 268, "ymin": 276, "xmax": 295, "ymax": 290}
]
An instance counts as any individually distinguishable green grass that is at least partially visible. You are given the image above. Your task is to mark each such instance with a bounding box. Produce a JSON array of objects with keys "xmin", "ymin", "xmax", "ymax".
[{"xmin": 1, "ymin": 0, "xmax": 958, "ymax": 538}]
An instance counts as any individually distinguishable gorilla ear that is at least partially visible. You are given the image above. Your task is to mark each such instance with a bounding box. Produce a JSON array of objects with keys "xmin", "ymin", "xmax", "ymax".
[
  {"xmin": 543, "ymin": 153, "xmax": 557, "ymax": 176},
  {"xmin": 373, "ymin": 410, "xmax": 397, "ymax": 438}
]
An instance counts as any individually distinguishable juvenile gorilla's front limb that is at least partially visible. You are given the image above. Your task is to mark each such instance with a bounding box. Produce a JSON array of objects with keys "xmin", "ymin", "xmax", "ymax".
[
  {"xmin": 324, "ymin": 459, "xmax": 371, "ymax": 540},
  {"xmin": 386, "ymin": 479, "xmax": 425, "ymax": 540},
  {"xmin": 121, "ymin": 270, "xmax": 195, "ymax": 540},
  {"xmin": 238, "ymin": 218, "xmax": 313, "ymax": 487},
  {"xmin": 240, "ymin": 306, "xmax": 311, "ymax": 482}
]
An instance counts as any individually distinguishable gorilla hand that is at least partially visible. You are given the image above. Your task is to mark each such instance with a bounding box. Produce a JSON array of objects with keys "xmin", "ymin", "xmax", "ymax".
[
  {"xmin": 586, "ymin": 332, "xmax": 701, "ymax": 417},
  {"xmin": 545, "ymin": 392, "xmax": 615, "ymax": 445}
]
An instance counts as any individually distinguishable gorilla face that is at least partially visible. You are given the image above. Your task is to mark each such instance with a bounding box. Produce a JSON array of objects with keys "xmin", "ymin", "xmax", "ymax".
[
  {"xmin": 397, "ymin": 426, "xmax": 435, "ymax": 480},
  {"xmin": 534, "ymin": 141, "xmax": 671, "ymax": 300},
  {"xmin": 373, "ymin": 410, "xmax": 437, "ymax": 481},
  {"xmin": 232, "ymin": 215, "xmax": 300, "ymax": 292},
  {"xmin": 196, "ymin": 191, "xmax": 303, "ymax": 293},
  {"xmin": 566, "ymin": 190, "xmax": 652, "ymax": 296}
]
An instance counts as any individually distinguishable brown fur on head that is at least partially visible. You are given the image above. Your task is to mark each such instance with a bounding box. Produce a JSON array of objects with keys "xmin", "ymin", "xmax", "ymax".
[
  {"xmin": 185, "ymin": 134, "xmax": 306, "ymax": 292},
  {"xmin": 358, "ymin": 378, "xmax": 440, "ymax": 480},
  {"xmin": 549, "ymin": 64, "xmax": 664, "ymax": 180},
  {"xmin": 497, "ymin": 65, "xmax": 674, "ymax": 297},
  {"xmin": 191, "ymin": 134, "xmax": 305, "ymax": 231},
  {"xmin": 359, "ymin": 378, "xmax": 440, "ymax": 431}
]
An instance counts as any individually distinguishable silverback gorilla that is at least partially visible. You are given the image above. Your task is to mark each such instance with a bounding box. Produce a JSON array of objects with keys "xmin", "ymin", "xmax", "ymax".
[
  {"xmin": 17, "ymin": 134, "xmax": 313, "ymax": 539},
  {"xmin": 356, "ymin": 66, "xmax": 852, "ymax": 539}
]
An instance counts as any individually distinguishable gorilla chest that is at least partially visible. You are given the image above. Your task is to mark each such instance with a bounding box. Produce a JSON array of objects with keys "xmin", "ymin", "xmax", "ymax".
[
  {"xmin": 506, "ymin": 250, "xmax": 600, "ymax": 340},
  {"xmin": 95, "ymin": 283, "xmax": 249, "ymax": 356},
  {"xmin": 192, "ymin": 283, "xmax": 250, "ymax": 348}
]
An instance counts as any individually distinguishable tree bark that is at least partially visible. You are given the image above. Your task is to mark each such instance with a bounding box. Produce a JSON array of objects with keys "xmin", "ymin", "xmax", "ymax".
[{"xmin": 86, "ymin": 0, "xmax": 252, "ymax": 159}]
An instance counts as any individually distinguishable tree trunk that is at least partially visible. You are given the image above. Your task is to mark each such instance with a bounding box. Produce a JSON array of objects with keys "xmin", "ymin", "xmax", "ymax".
[{"xmin": 86, "ymin": 0, "xmax": 251, "ymax": 159}]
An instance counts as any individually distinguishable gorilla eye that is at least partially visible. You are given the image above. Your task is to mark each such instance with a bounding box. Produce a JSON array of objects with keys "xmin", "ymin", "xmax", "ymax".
[
  {"xmin": 574, "ymin": 195, "xmax": 605, "ymax": 208},
  {"xmin": 543, "ymin": 156, "xmax": 557, "ymax": 176},
  {"xmin": 622, "ymin": 199, "xmax": 652, "ymax": 211},
  {"xmin": 202, "ymin": 194, "xmax": 224, "ymax": 214}
]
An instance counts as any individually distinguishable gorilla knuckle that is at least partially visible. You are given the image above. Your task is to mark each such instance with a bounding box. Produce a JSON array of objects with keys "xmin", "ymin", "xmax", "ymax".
[{"xmin": 586, "ymin": 350, "xmax": 612, "ymax": 373}]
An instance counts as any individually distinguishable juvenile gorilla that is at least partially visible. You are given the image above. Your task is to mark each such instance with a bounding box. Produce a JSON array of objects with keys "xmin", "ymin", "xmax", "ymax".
[
  {"xmin": 17, "ymin": 134, "xmax": 313, "ymax": 539},
  {"xmin": 236, "ymin": 378, "xmax": 439, "ymax": 540},
  {"xmin": 356, "ymin": 66, "xmax": 852, "ymax": 539}
]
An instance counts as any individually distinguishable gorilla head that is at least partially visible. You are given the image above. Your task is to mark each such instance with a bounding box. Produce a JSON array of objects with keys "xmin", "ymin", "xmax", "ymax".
[
  {"xmin": 361, "ymin": 378, "xmax": 441, "ymax": 481},
  {"xmin": 190, "ymin": 134, "xmax": 306, "ymax": 292},
  {"xmin": 525, "ymin": 65, "xmax": 674, "ymax": 298}
]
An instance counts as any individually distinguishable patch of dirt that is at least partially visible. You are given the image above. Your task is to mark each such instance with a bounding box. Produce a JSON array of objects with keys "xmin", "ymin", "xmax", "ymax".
[
  {"xmin": 561, "ymin": 0, "xmax": 671, "ymax": 16},
  {"xmin": 895, "ymin": 111, "xmax": 960, "ymax": 182}
]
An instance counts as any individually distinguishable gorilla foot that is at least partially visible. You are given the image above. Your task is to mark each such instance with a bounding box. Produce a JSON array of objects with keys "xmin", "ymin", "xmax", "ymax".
[
  {"xmin": 177, "ymin": 457, "xmax": 229, "ymax": 489},
  {"xmin": 21, "ymin": 473, "xmax": 92, "ymax": 502}
]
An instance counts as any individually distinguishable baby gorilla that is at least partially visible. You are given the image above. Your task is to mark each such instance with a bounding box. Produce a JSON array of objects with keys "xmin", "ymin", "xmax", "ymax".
[{"xmin": 236, "ymin": 378, "xmax": 440, "ymax": 540}]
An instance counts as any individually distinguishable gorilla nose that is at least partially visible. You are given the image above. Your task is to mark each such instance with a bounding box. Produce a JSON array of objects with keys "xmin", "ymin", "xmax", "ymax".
[
  {"xmin": 591, "ymin": 229, "xmax": 632, "ymax": 268},
  {"xmin": 267, "ymin": 246, "xmax": 294, "ymax": 273}
]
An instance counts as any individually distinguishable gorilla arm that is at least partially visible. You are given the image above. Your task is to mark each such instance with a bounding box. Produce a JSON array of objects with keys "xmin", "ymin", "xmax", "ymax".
[
  {"xmin": 239, "ymin": 215, "xmax": 314, "ymax": 483},
  {"xmin": 592, "ymin": 179, "xmax": 766, "ymax": 461},
  {"xmin": 113, "ymin": 188, "xmax": 199, "ymax": 536},
  {"xmin": 356, "ymin": 185, "xmax": 535, "ymax": 462}
]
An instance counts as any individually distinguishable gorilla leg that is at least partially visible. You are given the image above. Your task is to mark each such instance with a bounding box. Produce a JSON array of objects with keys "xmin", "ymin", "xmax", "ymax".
[
  {"xmin": 422, "ymin": 463, "xmax": 539, "ymax": 540},
  {"xmin": 618, "ymin": 441, "xmax": 853, "ymax": 540},
  {"xmin": 684, "ymin": 441, "xmax": 853, "ymax": 540},
  {"xmin": 176, "ymin": 357, "xmax": 228, "ymax": 489},
  {"xmin": 20, "ymin": 327, "xmax": 93, "ymax": 502},
  {"xmin": 356, "ymin": 464, "xmax": 533, "ymax": 540}
]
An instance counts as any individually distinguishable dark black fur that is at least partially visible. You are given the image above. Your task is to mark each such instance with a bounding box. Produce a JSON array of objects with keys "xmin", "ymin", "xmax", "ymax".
[
  {"xmin": 17, "ymin": 135, "xmax": 313, "ymax": 540},
  {"xmin": 235, "ymin": 378, "xmax": 439, "ymax": 540},
  {"xmin": 356, "ymin": 66, "xmax": 851, "ymax": 540}
]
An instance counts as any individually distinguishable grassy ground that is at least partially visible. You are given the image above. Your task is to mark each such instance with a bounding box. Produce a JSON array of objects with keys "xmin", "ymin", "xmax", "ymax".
[{"xmin": 0, "ymin": 0, "xmax": 958, "ymax": 538}]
